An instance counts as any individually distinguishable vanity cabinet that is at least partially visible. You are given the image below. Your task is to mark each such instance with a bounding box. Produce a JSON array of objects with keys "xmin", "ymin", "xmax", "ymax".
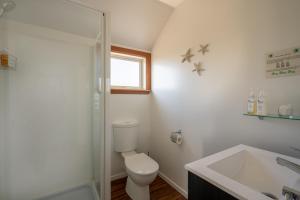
[{"xmin": 188, "ymin": 172, "xmax": 238, "ymax": 200}]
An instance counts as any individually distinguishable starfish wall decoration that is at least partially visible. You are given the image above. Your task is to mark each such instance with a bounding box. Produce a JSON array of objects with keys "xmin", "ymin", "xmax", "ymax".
[
  {"xmin": 181, "ymin": 48, "xmax": 194, "ymax": 63},
  {"xmin": 198, "ymin": 44, "xmax": 209, "ymax": 55},
  {"xmin": 192, "ymin": 62, "xmax": 205, "ymax": 76},
  {"xmin": 180, "ymin": 43, "xmax": 210, "ymax": 77}
]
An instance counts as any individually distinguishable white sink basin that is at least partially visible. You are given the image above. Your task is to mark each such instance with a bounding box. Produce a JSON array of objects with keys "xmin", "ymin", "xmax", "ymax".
[{"xmin": 185, "ymin": 145, "xmax": 300, "ymax": 200}]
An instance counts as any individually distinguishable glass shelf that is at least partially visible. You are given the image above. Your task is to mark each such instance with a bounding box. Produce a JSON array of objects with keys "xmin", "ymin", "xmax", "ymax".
[
  {"xmin": 0, "ymin": 65, "xmax": 16, "ymax": 71},
  {"xmin": 244, "ymin": 113, "xmax": 300, "ymax": 121}
]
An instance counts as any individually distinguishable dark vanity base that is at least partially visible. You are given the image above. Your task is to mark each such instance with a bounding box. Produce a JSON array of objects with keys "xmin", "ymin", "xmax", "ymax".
[{"xmin": 188, "ymin": 172, "xmax": 238, "ymax": 200}]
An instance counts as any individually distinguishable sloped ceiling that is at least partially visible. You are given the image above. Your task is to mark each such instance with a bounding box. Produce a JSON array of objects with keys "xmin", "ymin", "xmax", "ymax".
[
  {"xmin": 8, "ymin": 0, "xmax": 101, "ymax": 39},
  {"xmin": 158, "ymin": 0, "xmax": 185, "ymax": 7},
  {"xmin": 75, "ymin": 0, "xmax": 174, "ymax": 51},
  {"xmin": 5, "ymin": 0, "xmax": 174, "ymax": 51}
]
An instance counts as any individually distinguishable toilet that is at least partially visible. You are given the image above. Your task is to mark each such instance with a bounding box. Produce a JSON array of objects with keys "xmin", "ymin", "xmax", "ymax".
[{"xmin": 113, "ymin": 120, "xmax": 159, "ymax": 200}]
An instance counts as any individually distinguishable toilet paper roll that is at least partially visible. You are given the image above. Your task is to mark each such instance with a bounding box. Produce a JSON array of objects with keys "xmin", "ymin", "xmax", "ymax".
[{"xmin": 170, "ymin": 133, "xmax": 183, "ymax": 145}]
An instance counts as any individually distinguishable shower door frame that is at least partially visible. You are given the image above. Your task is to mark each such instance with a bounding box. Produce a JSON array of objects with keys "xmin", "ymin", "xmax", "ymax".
[
  {"xmin": 65, "ymin": 1, "xmax": 112, "ymax": 199},
  {"xmin": 94, "ymin": 8, "xmax": 111, "ymax": 200},
  {"xmin": 101, "ymin": 11, "xmax": 111, "ymax": 200}
]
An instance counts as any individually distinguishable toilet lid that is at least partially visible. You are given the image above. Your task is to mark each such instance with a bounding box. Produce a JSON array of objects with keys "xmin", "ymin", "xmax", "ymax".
[{"xmin": 125, "ymin": 153, "xmax": 159, "ymax": 175}]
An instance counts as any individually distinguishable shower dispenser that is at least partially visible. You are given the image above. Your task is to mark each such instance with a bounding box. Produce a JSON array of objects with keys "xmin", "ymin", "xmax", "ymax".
[{"xmin": 0, "ymin": 48, "xmax": 17, "ymax": 70}]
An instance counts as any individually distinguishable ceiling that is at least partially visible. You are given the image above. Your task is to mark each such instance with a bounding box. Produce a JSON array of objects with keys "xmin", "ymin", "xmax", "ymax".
[
  {"xmin": 4, "ymin": 0, "xmax": 175, "ymax": 51},
  {"xmin": 157, "ymin": 0, "xmax": 185, "ymax": 7},
  {"xmin": 7, "ymin": 0, "xmax": 100, "ymax": 39},
  {"xmin": 74, "ymin": 0, "xmax": 175, "ymax": 51}
]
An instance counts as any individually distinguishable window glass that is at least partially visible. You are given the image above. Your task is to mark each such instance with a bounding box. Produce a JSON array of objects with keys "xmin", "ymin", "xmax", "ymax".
[{"xmin": 111, "ymin": 56, "xmax": 142, "ymax": 88}]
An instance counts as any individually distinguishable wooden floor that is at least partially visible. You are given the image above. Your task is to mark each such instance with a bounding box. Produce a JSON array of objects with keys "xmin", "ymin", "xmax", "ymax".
[{"xmin": 111, "ymin": 176, "xmax": 186, "ymax": 200}]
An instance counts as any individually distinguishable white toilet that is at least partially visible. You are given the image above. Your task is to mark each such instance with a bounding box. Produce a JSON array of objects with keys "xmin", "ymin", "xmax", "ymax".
[{"xmin": 113, "ymin": 120, "xmax": 159, "ymax": 200}]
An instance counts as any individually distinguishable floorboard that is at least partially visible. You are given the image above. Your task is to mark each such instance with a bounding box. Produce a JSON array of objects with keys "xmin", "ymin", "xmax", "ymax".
[{"xmin": 111, "ymin": 176, "xmax": 186, "ymax": 200}]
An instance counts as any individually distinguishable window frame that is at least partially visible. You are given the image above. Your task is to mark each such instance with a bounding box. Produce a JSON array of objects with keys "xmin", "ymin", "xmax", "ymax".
[{"xmin": 110, "ymin": 46, "xmax": 151, "ymax": 95}]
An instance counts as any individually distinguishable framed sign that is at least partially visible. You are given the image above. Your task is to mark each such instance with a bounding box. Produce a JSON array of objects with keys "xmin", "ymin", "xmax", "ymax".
[{"xmin": 266, "ymin": 47, "xmax": 300, "ymax": 78}]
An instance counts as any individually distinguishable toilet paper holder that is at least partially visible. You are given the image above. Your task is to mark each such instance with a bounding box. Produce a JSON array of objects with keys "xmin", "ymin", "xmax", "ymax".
[{"xmin": 171, "ymin": 129, "xmax": 182, "ymax": 134}]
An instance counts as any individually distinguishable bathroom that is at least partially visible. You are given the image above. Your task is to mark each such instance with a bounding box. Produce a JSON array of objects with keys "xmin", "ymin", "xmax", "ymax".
[{"xmin": 0, "ymin": 0, "xmax": 300, "ymax": 200}]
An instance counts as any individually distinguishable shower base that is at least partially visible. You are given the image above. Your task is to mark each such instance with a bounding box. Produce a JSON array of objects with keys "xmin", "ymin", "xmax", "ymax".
[{"xmin": 38, "ymin": 183, "xmax": 99, "ymax": 200}]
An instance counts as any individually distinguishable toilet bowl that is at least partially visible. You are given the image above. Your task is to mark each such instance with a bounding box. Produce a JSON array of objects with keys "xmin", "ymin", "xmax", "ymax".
[
  {"xmin": 112, "ymin": 120, "xmax": 159, "ymax": 200},
  {"xmin": 122, "ymin": 152, "xmax": 159, "ymax": 200}
]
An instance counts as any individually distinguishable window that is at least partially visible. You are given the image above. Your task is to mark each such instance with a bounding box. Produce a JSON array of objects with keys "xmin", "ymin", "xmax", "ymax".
[
  {"xmin": 111, "ymin": 55, "xmax": 144, "ymax": 88},
  {"xmin": 111, "ymin": 46, "xmax": 151, "ymax": 94}
]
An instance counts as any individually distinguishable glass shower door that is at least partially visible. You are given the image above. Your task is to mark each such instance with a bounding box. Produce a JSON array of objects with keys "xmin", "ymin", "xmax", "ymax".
[{"xmin": 0, "ymin": 0, "xmax": 108, "ymax": 199}]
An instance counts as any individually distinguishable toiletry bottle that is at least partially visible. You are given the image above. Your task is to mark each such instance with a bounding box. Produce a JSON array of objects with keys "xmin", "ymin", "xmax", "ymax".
[
  {"xmin": 247, "ymin": 89, "xmax": 257, "ymax": 115},
  {"xmin": 257, "ymin": 90, "xmax": 267, "ymax": 116}
]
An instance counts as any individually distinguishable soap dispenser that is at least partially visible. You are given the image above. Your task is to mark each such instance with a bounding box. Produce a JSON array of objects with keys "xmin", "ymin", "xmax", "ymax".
[
  {"xmin": 0, "ymin": 48, "xmax": 9, "ymax": 67},
  {"xmin": 247, "ymin": 89, "xmax": 257, "ymax": 115},
  {"xmin": 0, "ymin": 48, "xmax": 17, "ymax": 69}
]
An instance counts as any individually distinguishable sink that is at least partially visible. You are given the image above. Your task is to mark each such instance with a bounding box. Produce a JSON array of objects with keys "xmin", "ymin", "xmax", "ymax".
[
  {"xmin": 185, "ymin": 145, "xmax": 300, "ymax": 200},
  {"xmin": 208, "ymin": 150, "xmax": 282, "ymax": 199}
]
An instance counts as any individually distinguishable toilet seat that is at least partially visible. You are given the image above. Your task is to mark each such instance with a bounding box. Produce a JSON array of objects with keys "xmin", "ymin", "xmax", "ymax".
[{"xmin": 125, "ymin": 153, "xmax": 159, "ymax": 175}]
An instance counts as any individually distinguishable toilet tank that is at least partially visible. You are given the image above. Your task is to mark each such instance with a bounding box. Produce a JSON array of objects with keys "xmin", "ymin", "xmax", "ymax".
[{"xmin": 113, "ymin": 120, "xmax": 138, "ymax": 153}]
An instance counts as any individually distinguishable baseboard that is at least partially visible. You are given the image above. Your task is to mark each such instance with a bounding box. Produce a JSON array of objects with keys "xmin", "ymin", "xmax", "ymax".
[
  {"xmin": 158, "ymin": 171, "xmax": 188, "ymax": 198},
  {"xmin": 111, "ymin": 172, "xmax": 127, "ymax": 181}
]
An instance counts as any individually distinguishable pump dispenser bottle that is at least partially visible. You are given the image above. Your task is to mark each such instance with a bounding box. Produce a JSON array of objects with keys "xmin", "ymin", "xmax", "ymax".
[
  {"xmin": 257, "ymin": 90, "xmax": 267, "ymax": 116},
  {"xmin": 247, "ymin": 89, "xmax": 257, "ymax": 115}
]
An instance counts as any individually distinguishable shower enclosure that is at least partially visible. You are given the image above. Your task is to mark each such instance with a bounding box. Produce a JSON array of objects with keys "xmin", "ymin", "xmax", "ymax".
[{"xmin": 0, "ymin": 0, "xmax": 110, "ymax": 199}]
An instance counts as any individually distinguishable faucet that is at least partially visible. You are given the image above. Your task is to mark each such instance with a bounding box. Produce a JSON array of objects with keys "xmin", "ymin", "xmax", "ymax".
[
  {"xmin": 276, "ymin": 157, "xmax": 300, "ymax": 200},
  {"xmin": 283, "ymin": 186, "xmax": 300, "ymax": 200}
]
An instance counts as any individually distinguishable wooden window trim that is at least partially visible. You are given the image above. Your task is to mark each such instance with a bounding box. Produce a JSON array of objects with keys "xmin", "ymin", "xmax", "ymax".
[{"xmin": 111, "ymin": 46, "xmax": 151, "ymax": 95}]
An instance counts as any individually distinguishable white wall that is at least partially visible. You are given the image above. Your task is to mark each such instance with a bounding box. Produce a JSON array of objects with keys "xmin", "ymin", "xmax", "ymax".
[
  {"xmin": 110, "ymin": 94, "xmax": 151, "ymax": 179},
  {"xmin": 0, "ymin": 21, "xmax": 95, "ymax": 200},
  {"xmin": 151, "ymin": 0, "xmax": 300, "ymax": 193}
]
